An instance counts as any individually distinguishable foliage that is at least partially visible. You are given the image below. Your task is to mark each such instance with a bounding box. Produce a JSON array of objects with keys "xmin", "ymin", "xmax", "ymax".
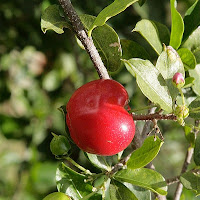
[{"xmin": 1, "ymin": 0, "xmax": 200, "ymax": 199}]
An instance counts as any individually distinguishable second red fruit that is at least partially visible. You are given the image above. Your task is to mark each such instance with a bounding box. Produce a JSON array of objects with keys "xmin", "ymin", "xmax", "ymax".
[{"xmin": 66, "ymin": 79, "xmax": 135, "ymax": 156}]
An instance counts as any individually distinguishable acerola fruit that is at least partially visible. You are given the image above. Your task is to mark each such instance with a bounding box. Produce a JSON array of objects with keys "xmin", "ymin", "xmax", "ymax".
[
  {"xmin": 43, "ymin": 192, "xmax": 70, "ymax": 200},
  {"xmin": 50, "ymin": 133, "xmax": 71, "ymax": 156},
  {"xmin": 66, "ymin": 79, "xmax": 135, "ymax": 156}
]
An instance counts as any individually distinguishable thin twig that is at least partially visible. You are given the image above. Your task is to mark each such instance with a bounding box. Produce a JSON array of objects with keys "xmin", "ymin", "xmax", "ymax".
[
  {"xmin": 58, "ymin": 0, "xmax": 110, "ymax": 79},
  {"xmin": 166, "ymin": 176, "xmax": 180, "ymax": 186},
  {"xmin": 174, "ymin": 120, "xmax": 200, "ymax": 200},
  {"xmin": 132, "ymin": 113, "xmax": 177, "ymax": 121},
  {"xmin": 167, "ymin": 168, "xmax": 200, "ymax": 186},
  {"xmin": 141, "ymin": 107, "xmax": 157, "ymax": 138},
  {"xmin": 174, "ymin": 147, "xmax": 194, "ymax": 200}
]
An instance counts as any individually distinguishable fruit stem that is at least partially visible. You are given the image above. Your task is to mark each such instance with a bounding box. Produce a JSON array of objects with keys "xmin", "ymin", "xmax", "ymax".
[
  {"xmin": 80, "ymin": 191, "xmax": 98, "ymax": 200},
  {"xmin": 178, "ymin": 88, "xmax": 185, "ymax": 106},
  {"xmin": 64, "ymin": 156, "xmax": 93, "ymax": 175}
]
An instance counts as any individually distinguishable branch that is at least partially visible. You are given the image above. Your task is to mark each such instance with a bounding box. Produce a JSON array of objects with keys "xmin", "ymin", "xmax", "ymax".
[
  {"xmin": 174, "ymin": 147, "xmax": 194, "ymax": 200},
  {"xmin": 132, "ymin": 113, "xmax": 177, "ymax": 121},
  {"xmin": 58, "ymin": 0, "xmax": 110, "ymax": 79},
  {"xmin": 166, "ymin": 176, "xmax": 180, "ymax": 186},
  {"xmin": 174, "ymin": 120, "xmax": 200, "ymax": 200}
]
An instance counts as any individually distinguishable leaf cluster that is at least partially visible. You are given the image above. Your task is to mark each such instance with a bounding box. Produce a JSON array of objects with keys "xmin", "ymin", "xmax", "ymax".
[{"xmin": 41, "ymin": 0, "xmax": 200, "ymax": 199}]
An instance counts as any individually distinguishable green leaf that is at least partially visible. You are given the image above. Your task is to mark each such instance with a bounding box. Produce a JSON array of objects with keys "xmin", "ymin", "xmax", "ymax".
[
  {"xmin": 182, "ymin": 27, "xmax": 200, "ymax": 64},
  {"xmin": 108, "ymin": 180, "xmax": 138, "ymax": 200},
  {"xmin": 194, "ymin": 134, "xmax": 200, "ymax": 166},
  {"xmin": 189, "ymin": 97, "xmax": 200, "ymax": 119},
  {"xmin": 153, "ymin": 21, "xmax": 170, "ymax": 46},
  {"xmin": 156, "ymin": 45, "xmax": 185, "ymax": 101},
  {"xmin": 183, "ymin": 0, "xmax": 200, "ymax": 42},
  {"xmin": 88, "ymin": 0, "xmax": 139, "ymax": 36},
  {"xmin": 180, "ymin": 171, "xmax": 200, "ymax": 195},
  {"xmin": 80, "ymin": 14, "xmax": 121, "ymax": 72},
  {"xmin": 121, "ymin": 39, "xmax": 150, "ymax": 60},
  {"xmin": 189, "ymin": 64, "xmax": 200, "ymax": 96},
  {"xmin": 156, "ymin": 46, "xmax": 185, "ymax": 79},
  {"xmin": 123, "ymin": 58, "xmax": 173, "ymax": 112},
  {"xmin": 133, "ymin": 19, "xmax": 169, "ymax": 55},
  {"xmin": 43, "ymin": 192, "xmax": 70, "ymax": 200},
  {"xmin": 127, "ymin": 136, "xmax": 163, "ymax": 169},
  {"xmin": 169, "ymin": 0, "xmax": 184, "ymax": 49},
  {"xmin": 104, "ymin": 178, "xmax": 111, "ymax": 200},
  {"xmin": 94, "ymin": 175, "xmax": 108, "ymax": 189},
  {"xmin": 85, "ymin": 153, "xmax": 112, "ymax": 171},
  {"xmin": 183, "ymin": 77, "xmax": 195, "ymax": 89},
  {"xmin": 184, "ymin": 125, "xmax": 195, "ymax": 147},
  {"xmin": 58, "ymin": 106, "xmax": 73, "ymax": 143},
  {"xmin": 114, "ymin": 168, "xmax": 167, "ymax": 195},
  {"xmin": 177, "ymin": 48, "xmax": 196, "ymax": 70},
  {"xmin": 41, "ymin": 5, "xmax": 71, "ymax": 34},
  {"xmin": 56, "ymin": 163, "xmax": 101, "ymax": 200},
  {"xmin": 138, "ymin": 0, "xmax": 147, "ymax": 6},
  {"xmin": 122, "ymin": 184, "xmax": 151, "ymax": 200}
]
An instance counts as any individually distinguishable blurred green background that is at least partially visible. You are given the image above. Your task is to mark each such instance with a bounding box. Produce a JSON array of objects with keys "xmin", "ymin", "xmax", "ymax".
[{"xmin": 0, "ymin": 0, "xmax": 198, "ymax": 199}]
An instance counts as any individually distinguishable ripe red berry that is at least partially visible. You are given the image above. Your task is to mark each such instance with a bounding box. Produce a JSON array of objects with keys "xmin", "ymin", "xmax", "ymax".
[{"xmin": 66, "ymin": 79, "xmax": 135, "ymax": 156}]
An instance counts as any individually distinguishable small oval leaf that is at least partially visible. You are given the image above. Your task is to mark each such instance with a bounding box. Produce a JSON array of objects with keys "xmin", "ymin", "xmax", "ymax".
[
  {"xmin": 156, "ymin": 46, "xmax": 185, "ymax": 79},
  {"xmin": 189, "ymin": 64, "xmax": 200, "ymax": 96},
  {"xmin": 127, "ymin": 136, "xmax": 163, "ymax": 169},
  {"xmin": 189, "ymin": 97, "xmax": 200, "ymax": 119},
  {"xmin": 80, "ymin": 14, "xmax": 122, "ymax": 72},
  {"xmin": 184, "ymin": 125, "xmax": 195, "ymax": 147},
  {"xmin": 121, "ymin": 39, "xmax": 150, "ymax": 60},
  {"xmin": 182, "ymin": 27, "xmax": 200, "ymax": 64},
  {"xmin": 114, "ymin": 168, "xmax": 167, "ymax": 196},
  {"xmin": 56, "ymin": 163, "xmax": 101, "ymax": 200},
  {"xmin": 85, "ymin": 153, "xmax": 112, "ymax": 171},
  {"xmin": 180, "ymin": 171, "xmax": 200, "ymax": 196},
  {"xmin": 133, "ymin": 20, "xmax": 163, "ymax": 55},
  {"xmin": 122, "ymin": 183, "xmax": 151, "ymax": 200},
  {"xmin": 88, "ymin": 0, "xmax": 139, "ymax": 36},
  {"xmin": 183, "ymin": 0, "xmax": 200, "ymax": 42},
  {"xmin": 156, "ymin": 45, "xmax": 185, "ymax": 101},
  {"xmin": 177, "ymin": 48, "xmax": 196, "ymax": 70},
  {"xmin": 123, "ymin": 58, "xmax": 172, "ymax": 112},
  {"xmin": 183, "ymin": 77, "xmax": 195, "ymax": 89},
  {"xmin": 169, "ymin": 0, "xmax": 184, "ymax": 49},
  {"xmin": 41, "ymin": 5, "xmax": 71, "ymax": 34},
  {"xmin": 109, "ymin": 180, "xmax": 138, "ymax": 200}
]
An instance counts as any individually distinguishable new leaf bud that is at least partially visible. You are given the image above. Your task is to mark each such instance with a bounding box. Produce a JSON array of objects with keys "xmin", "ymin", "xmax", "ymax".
[{"xmin": 172, "ymin": 72, "xmax": 185, "ymax": 88}]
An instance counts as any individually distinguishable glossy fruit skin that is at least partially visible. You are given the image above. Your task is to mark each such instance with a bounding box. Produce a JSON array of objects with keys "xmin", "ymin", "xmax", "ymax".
[
  {"xmin": 66, "ymin": 79, "xmax": 135, "ymax": 156},
  {"xmin": 43, "ymin": 192, "xmax": 70, "ymax": 200}
]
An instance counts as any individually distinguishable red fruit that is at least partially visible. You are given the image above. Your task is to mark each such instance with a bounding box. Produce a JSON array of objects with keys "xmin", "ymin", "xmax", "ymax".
[{"xmin": 66, "ymin": 79, "xmax": 135, "ymax": 156}]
